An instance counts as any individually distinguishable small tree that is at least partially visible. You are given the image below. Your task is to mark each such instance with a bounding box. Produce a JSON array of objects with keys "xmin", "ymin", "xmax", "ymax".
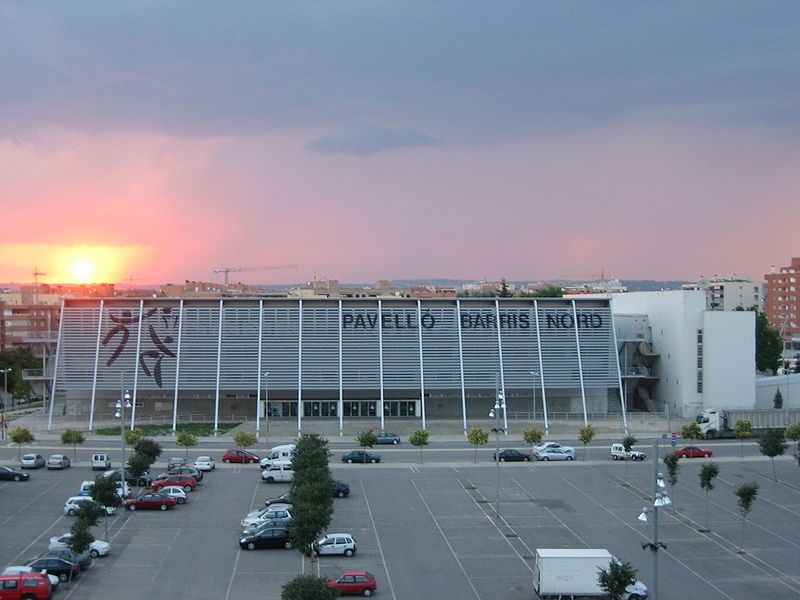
[
  {"xmin": 698, "ymin": 463, "xmax": 720, "ymax": 531},
  {"xmin": 133, "ymin": 438, "xmax": 162, "ymax": 464},
  {"xmin": 522, "ymin": 426, "xmax": 544, "ymax": 456},
  {"xmin": 734, "ymin": 482, "xmax": 759, "ymax": 553},
  {"xmin": 124, "ymin": 427, "xmax": 144, "ymax": 447},
  {"xmin": 467, "ymin": 426, "xmax": 489, "ymax": 463},
  {"xmin": 90, "ymin": 474, "xmax": 122, "ymax": 540},
  {"xmin": 758, "ymin": 429, "xmax": 787, "ymax": 482},
  {"xmin": 662, "ymin": 453, "xmax": 680, "ymax": 512},
  {"xmin": 734, "ymin": 419, "xmax": 753, "ymax": 458},
  {"xmin": 61, "ymin": 428, "xmax": 85, "ymax": 461},
  {"xmin": 786, "ymin": 423, "xmax": 800, "ymax": 465},
  {"xmin": 281, "ymin": 575, "xmax": 338, "ymax": 600},
  {"xmin": 175, "ymin": 431, "xmax": 198, "ymax": 458},
  {"xmin": 773, "ymin": 389, "xmax": 784, "ymax": 409},
  {"xmin": 355, "ymin": 429, "xmax": 378, "ymax": 449},
  {"xmin": 621, "ymin": 434, "xmax": 638, "ymax": 456},
  {"xmin": 65, "ymin": 519, "xmax": 94, "ymax": 572},
  {"xmin": 682, "ymin": 421, "xmax": 703, "ymax": 441},
  {"xmin": 233, "ymin": 430, "xmax": 258, "ymax": 450},
  {"xmin": 409, "ymin": 429, "xmax": 430, "ymax": 464},
  {"xmin": 126, "ymin": 452, "xmax": 152, "ymax": 483},
  {"xmin": 9, "ymin": 426, "xmax": 34, "ymax": 461},
  {"xmin": 577, "ymin": 425, "xmax": 596, "ymax": 461},
  {"xmin": 597, "ymin": 560, "xmax": 638, "ymax": 600}
]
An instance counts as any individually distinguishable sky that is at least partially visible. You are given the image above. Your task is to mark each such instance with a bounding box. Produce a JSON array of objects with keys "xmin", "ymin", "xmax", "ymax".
[{"xmin": 1, "ymin": 2, "xmax": 799, "ymax": 286}]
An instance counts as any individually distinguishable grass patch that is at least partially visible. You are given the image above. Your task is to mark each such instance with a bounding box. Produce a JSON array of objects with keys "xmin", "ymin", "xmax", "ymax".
[{"xmin": 95, "ymin": 422, "xmax": 241, "ymax": 437}]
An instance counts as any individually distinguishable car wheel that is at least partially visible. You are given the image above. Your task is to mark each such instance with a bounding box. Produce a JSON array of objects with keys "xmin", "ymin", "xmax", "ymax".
[
  {"xmin": 13, "ymin": 474, "xmax": 21, "ymax": 481},
  {"xmin": 524, "ymin": 457, "xmax": 530, "ymax": 461},
  {"xmin": 90, "ymin": 549, "xmax": 99, "ymax": 558},
  {"xmin": 160, "ymin": 504, "xmax": 167, "ymax": 511},
  {"xmin": 266, "ymin": 477, "xmax": 274, "ymax": 483},
  {"xmin": 499, "ymin": 457, "xmax": 505, "ymax": 462},
  {"xmin": 284, "ymin": 541, "xmax": 293, "ymax": 550},
  {"xmin": 59, "ymin": 573, "xmax": 68, "ymax": 582},
  {"xmin": 703, "ymin": 453, "xmax": 710, "ymax": 458},
  {"xmin": 337, "ymin": 491, "xmax": 345, "ymax": 498},
  {"xmin": 543, "ymin": 456, "xmax": 550, "ymax": 461},
  {"xmin": 177, "ymin": 497, "xmax": 186, "ymax": 504},
  {"xmin": 20, "ymin": 594, "xmax": 37, "ymax": 600},
  {"xmin": 629, "ymin": 595, "xmax": 641, "ymax": 600},
  {"xmin": 247, "ymin": 542, "xmax": 256, "ymax": 550},
  {"xmin": 370, "ymin": 458, "xmax": 377, "ymax": 463},
  {"xmin": 223, "ymin": 459, "xmax": 231, "ymax": 463},
  {"xmin": 681, "ymin": 454, "xmax": 688, "ymax": 459},
  {"xmin": 362, "ymin": 589, "xmax": 373, "ymax": 597},
  {"xmin": 567, "ymin": 456, "xmax": 574, "ymax": 461},
  {"xmin": 128, "ymin": 504, "xmax": 136, "ymax": 511},
  {"xmin": 68, "ymin": 508, "xmax": 76, "ymax": 516},
  {"xmin": 347, "ymin": 459, "xmax": 353, "ymax": 464},
  {"xmin": 183, "ymin": 485, "xmax": 192, "ymax": 492},
  {"xmin": 392, "ymin": 439, "xmax": 399, "ymax": 445},
  {"xmin": 344, "ymin": 549, "xmax": 354, "ymax": 557}
]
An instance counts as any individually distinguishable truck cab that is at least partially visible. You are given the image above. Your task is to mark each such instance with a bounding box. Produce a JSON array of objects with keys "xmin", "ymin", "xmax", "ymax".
[{"xmin": 697, "ymin": 409, "xmax": 726, "ymax": 439}]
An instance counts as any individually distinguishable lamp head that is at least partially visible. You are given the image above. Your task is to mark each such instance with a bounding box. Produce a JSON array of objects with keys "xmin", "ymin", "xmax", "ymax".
[
  {"xmin": 497, "ymin": 392, "xmax": 504, "ymax": 403},
  {"xmin": 489, "ymin": 409, "xmax": 496, "ymax": 418},
  {"xmin": 114, "ymin": 410, "xmax": 121, "ymax": 419},
  {"xmin": 638, "ymin": 511, "xmax": 648, "ymax": 523}
]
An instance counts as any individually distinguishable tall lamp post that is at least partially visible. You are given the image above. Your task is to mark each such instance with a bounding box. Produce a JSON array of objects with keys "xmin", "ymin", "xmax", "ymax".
[
  {"xmin": 490, "ymin": 391, "xmax": 506, "ymax": 518},
  {"xmin": 115, "ymin": 389, "xmax": 132, "ymax": 490},
  {"xmin": 637, "ymin": 440, "xmax": 670, "ymax": 600}
]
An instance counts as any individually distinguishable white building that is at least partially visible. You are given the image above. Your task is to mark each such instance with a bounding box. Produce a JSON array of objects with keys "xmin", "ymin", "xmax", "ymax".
[{"xmin": 682, "ymin": 275, "xmax": 761, "ymax": 312}]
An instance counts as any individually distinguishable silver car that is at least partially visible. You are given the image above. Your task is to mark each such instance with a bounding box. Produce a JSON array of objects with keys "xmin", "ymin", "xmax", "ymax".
[
  {"xmin": 536, "ymin": 447, "xmax": 576, "ymax": 461},
  {"xmin": 313, "ymin": 533, "xmax": 357, "ymax": 557},
  {"xmin": 47, "ymin": 454, "xmax": 71, "ymax": 469},
  {"xmin": 20, "ymin": 453, "xmax": 46, "ymax": 469}
]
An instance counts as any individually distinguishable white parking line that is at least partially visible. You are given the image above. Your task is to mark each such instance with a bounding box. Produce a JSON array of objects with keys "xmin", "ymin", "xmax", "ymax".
[{"xmin": 360, "ymin": 480, "xmax": 397, "ymax": 600}]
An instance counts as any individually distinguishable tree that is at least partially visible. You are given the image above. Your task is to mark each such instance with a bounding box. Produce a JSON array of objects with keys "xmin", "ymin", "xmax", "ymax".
[
  {"xmin": 233, "ymin": 430, "xmax": 258, "ymax": 450},
  {"xmin": 124, "ymin": 427, "xmax": 144, "ymax": 447},
  {"xmin": 65, "ymin": 520, "xmax": 94, "ymax": 573},
  {"xmin": 74, "ymin": 501, "xmax": 102, "ymax": 530},
  {"xmin": 734, "ymin": 482, "xmax": 759, "ymax": 553},
  {"xmin": 755, "ymin": 311, "xmax": 782, "ymax": 373},
  {"xmin": 597, "ymin": 560, "xmax": 638, "ymax": 600},
  {"xmin": 175, "ymin": 431, "xmax": 198, "ymax": 458},
  {"xmin": 773, "ymin": 389, "xmax": 784, "ymax": 409},
  {"xmin": 355, "ymin": 429, "xmax": 378, "ymax": 449},
  {"xmin": 467, "ymin": 426, "xmax": 488, "ymax": 463},
  {"xmin": 289, "ymin": 434, "xmax": 333, "ymax": 558},
  {"xmin": 758, "ymin": 429, "xmax": 787, "ymax": 482},
  {"xmin": 521, "ymin": 286, "xmax": 564, "ymax": 298},
  {"xmin": 9, "ymin": 426, "xmax": 34, "ymax": 461},
  {"xmin": 409, "ymin": 429, "xmax": 430, "ymax": 464},
  {"xmin": 61, "ymin": 428, "xmax": 85, "ymax": 461},
  {"xmin": 498, "ymin": 278, "xmax": 513, "ymax": 297},
  {"xmin": 281, "ymin": 575, "xmax": 337, "ymax": 600},
  {"xmin": 522, "ymin": 426, "xmax": 544, "ymax": 455},
  {"xmin": 785, "ymin": 423, "xmax": 800, "ymax": 465},
  {"xmin": 90, "ymin": 474, "xmax": 122, "ymax": 540},
  {"xmin": 126, "ymin": 452, "xmax": 152, "ymax": 483},
  {"xmin": 682, "ymin": 421, "xmax": 703, "ymax": 441},
  {"xmin": 662, "ymin": 453, "xmax": 680, "ymax": 512},
  {"xmin": 133, "ymin": 438, "xmax": 162, "ymax": 465},
  {"xmin": 698, "ymin": 463, "xmax": 720, "ymax": 531},
  {"xmin": 621, "ymin": 434, "xmax": 638, "ymax": 455},
  {"xmin": 734, "ymin": 419, "xmax": 753, "ymax": 458},
  {"xmin": 577, "ymin": 424, "xmax": 596, "ymax": 461}
]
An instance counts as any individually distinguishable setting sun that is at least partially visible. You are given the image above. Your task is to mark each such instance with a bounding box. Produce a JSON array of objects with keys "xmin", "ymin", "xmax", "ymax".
[{"xmin": 71, "ymin": 258, "xmax": 95, "ymax": 283}]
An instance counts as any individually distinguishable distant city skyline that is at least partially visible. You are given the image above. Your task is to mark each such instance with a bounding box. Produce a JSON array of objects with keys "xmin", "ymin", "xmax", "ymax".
[{"xmin": 1, "ymin": 3, "xmax": 798, "ymax": 284}]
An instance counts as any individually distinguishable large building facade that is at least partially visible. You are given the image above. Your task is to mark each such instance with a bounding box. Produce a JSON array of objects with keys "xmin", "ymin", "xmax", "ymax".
[
  {"xmin": 764, "ymin": 257, "xmax": 800, "ymax": 354},
  {"xmin": 50, "ymin": 297, "xmax": 627, "ymax": 433}
]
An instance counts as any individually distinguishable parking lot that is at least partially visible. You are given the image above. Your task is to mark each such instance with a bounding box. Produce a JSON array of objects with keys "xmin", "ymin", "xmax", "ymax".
[{"xmin": 1, "ymin": 445, "xmax": 800, "ymax": 599}]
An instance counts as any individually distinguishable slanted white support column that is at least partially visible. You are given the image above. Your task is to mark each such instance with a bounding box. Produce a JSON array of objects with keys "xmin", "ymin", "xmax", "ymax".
[
  {"xmin": 610, "ymin": 309, "xmax": 629, "ymax": 434},
  {"xmin": 213, "ymin": 300, "xmax": 223, "ymax": 434},
  {"xmin": 130, "ymin": 300, "xmax": 144, "ymax": 430},
  {"xmin": 533, "ymin": 301, "xmax": 549, "ymax": 434},
  {"xmin": 417, "ymin": 300, "xmax": 426, "ymax": 430},
  {"xmin": 338, "ymin": 300, "xmax": 343, "ymax": 437},
  {"xmin": 494, "ymin": 300, "xmax": 508, "ymax": 433},
  {"xmin": 88, "ymin": 300, "xmax": 104, "ymax": 432},
  {"xmin": 47, "ymin": 298, "xmax": 66, "ymax": 431},
  {"xmin": 297, "ymin": 300, "xmax": 303, "ymax": 435},
  {"xmin": 571, "ymin": 300, "xmax": 588, "ymax": 426},
  {"xmin": 171, "ymin": 300, "xmax": 184, "ymax": 433},
  {"xmin": 456, "ymin": 300, "xmax": 467, "ymax": 436},
  {"xmin": 378, "ymin": 299, "xmax": 385, "ymax": 431}
]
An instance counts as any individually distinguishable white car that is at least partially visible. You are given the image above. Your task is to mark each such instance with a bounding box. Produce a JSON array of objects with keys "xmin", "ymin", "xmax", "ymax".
[
  {"xmin": 49, "ymin": 533, "xmax": 111, "ymax": 558},
  {"xmin": 533, "ymin": 441, "xmax": 575, "ymax": 456},
  {"xmin": 1, "ymin": 566, "xmax": 60, "ymax": 589},
  {"xmin": 194, "ymin": 456, "xmax": 216, "ymax": 471},
  {"xmin": 313, "ymin": 533, "xmax": 357, "ymax": 557},
  {"xmin": 159, "ymin": 485, "xmax": 188, "ymax": 504},
  {"xmin": 64, "ymin": 496, "xmax": 116, "ymax": 516},
  {"xmin": 261, "ymin": 464, "xmax": 293, "ymax": 483},
  {"xmin": 241, "ymin": 507, "xmax": 291, "ymax": 528}
]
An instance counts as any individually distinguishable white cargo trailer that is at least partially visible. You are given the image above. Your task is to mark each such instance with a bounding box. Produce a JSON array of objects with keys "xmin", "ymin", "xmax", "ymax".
[{"xmin": 532, "ymin": 548, "xmax": 648, "ymax": 599}]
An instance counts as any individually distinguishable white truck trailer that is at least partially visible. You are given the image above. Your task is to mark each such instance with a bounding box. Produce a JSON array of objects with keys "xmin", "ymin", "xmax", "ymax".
[{"xmin": 532, "ymin": 548, "xmax": 648, "ymax": 599}]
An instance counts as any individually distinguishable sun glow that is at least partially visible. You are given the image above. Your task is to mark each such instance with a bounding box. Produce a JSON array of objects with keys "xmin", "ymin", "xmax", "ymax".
[{"xmin": 71, "ymin": 258, "xmax": 95, "ymax": 283}]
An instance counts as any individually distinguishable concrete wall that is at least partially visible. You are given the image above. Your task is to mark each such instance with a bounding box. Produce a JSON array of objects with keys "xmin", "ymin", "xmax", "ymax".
[
  {"xmin": 755, "ymin": 373, "xmax": 800, "ymax": 409},
  {"xmin": 703, "ymin": 311, "xmax": 755, "ymax": 409}
]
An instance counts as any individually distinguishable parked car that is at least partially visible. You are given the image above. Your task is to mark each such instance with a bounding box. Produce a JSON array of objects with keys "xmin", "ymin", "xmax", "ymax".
[
  {"xmin": 221, "ymin": 449, "xmax": 260, "ymax": 464},
  {"xmin": 1, "ymin": 566, "xmax": 60, "ymax": 590},
  {"xmin": 24, "ymin": 557, "xmax": 78, "ymax": 583},
  {"xmin": 242, "ymin": 519, "xmax": 292, "ymax": 537},
  {"xmin": 313, "ymin": 533, "xmax": 357, "ymax": 557},
  {"xmin": 20, "ymin": 454, "xmax": 46, "ymax": 469},
  {"xmin": 536, "ymin": 447, "xmax": 576, "ymax": 461},
  {"xmin": 167, "ymin": 457, "xmax": 187, "ymax": 469},
  {"xmin": 0, "ymin": 572, "xmax": 53, "ymax": 599},
  {"xmin": 47, "ymin": 454, "xmax": 71, "ymax": 469},
  {"xmin": 241, "ymin": 507, "xmax": 291, "ymax": 528},
  {"xmin": 91, "ymin": 453, "xmax": 111, "ymax": 470},
  {"xmin": 259, "ymin": 444, "xmax": 296, "ymax": 469},
  {"xmin": 341, "ymin": 450, "xmax": 381, "ymax": 464},
  {"xmin": 151, "ymin": 474, "xmax": 197, "ymax": 492},
  {"xmin": 125, "ymin": 492, "xmax": 178, "ymax": 511},
  {"xmin": 239, "ymin": 527, "xmax": 292, "ymax": 550},
  {"xmin": 675, "ymin": 445, "xmax": 713, "ymax": 459},
  {"xmin": 324, "ymin": 571, "xmax": 377, "ymax": 596},
  {"xmin": 159, "ymin": 485, "xmax": 189, "ymax": 504},
  {"xmin": 331, "ymin": 479, "xmax": 350, "ymax": 498},
  {"xmin": 533, "ymin": 442, "xmax": 575, "ymax": 456},
  {"xmin": 41, "ymin": 548, "xmax": 91, "ymax": 571},
  {"xmin": 0, "ymin": 465, "xmax": 30, "ymax": 481},
  {"xmin": 493, "ymin": 449, "xmax": 532, "ymax": 462},
  {"xmin": 261, "ymin": 464, "xmax": 294, "ymax": 483},
  {"xmin": 104, "ymin": 468, "xmax": 152, "ymax": 487},
  {"xmin": 49, "ymin": 533, "xmax": 110, "ymax": 558},
  {"xmin": 166, "ymin": 466, "xmax": 203, "ymax": 482},
  {"xmin": 264, "ymin": 491, "xmax": 292, "ymax": 506},
  {"xmin": 64, "ymin": 496, "xmax": 116, "ymax": 516},
  {"xmin": 611, "ymin": 443, "xmax": 647, "ymax": 461},
  {"xmin": 376, "ymin": 432, "xmax": 401, "ymax": 445},
  {"xmin": 194, "ymin": 456, "xmax": 216, "ymax": 471}
]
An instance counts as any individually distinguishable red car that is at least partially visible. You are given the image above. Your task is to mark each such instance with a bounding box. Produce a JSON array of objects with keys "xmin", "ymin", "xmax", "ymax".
[
  {"xmin": 0, "ymin": 572, "xmax": 52, "ymax": 599},
  {"xmin": 125, "ymin": 492, "xmax": 178, "ymax": 511},
  {"xmin": 221, "ymin": 449, "xmax": 260, "ymax": 464},
  {"xmin": 674, "ymin": 445, "xmax": 713, "ymax": 458},
  {"xmin": 151, "ymin": 474, "xmax": 197, "ymax": 492},
  {"xmin": 325, "ymin": 571, "xmax": 377, "ymax": 597}
]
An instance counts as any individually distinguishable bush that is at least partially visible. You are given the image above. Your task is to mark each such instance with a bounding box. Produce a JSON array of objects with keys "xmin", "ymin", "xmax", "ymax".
[{"xmin": 233, "ymin": 431, "xmax": 258, "ymax": 450}]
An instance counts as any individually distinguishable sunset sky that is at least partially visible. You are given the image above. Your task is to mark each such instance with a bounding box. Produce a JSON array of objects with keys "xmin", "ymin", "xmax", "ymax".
[{"xmin": 1, "ymin": 2, "xmax": 798, "ymax": 285}]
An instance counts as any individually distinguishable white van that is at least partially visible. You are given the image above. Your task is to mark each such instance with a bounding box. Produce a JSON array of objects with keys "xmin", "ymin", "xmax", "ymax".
[
  {"xmin": 261, "ymin": 463, "xmax": 294, "ymax": 483},
  {"xmin": 91, "ymin": 453, "xmax": 111, "ymax": 470},
  {"xmin": 610, "ymin": 443, "xmax": 646, "ymax": 461},
  {"xmin": 259, "ymin": 444, "xmax": 296, "ymax": 469}
]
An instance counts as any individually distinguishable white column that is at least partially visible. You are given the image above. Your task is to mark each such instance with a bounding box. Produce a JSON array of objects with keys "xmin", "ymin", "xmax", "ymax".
[
  {"xmin": 213, "ymin": 299, "xmax": 223, "ymax": 434},
  {"xmin": 610, "ymin": 309, "xmax": 629, "ymax": 434},
  {"xmin": 130, "ymin": 299, "xmax": 144, "ymax": 430},
  {"xmin": 256, "ymin": 300, "xmax": 264, "ymax": 436},
  {"xmin": 571, "ymin": 300, "xmax": 588, "ymax": 426},
  {"xmin": 378, "ymin": 299, "xmax": 385, "ymax": 431},
  {"xmin": 533, "ymin": 301, "xmax": 549, "ymax": 434},
  {"xmin": 456, "ymin": 300, "xmax": 467, "ymax": 436},
  {"xmin": 494, "ymin": 300, "xmax": 508, "ymax": 433},
  {"xmin": 417, "ymin": 300, "xmax": 426, "ymax": 430},
  {"xmin": 338, "ymin": 300, "xmax": 343, "ymax": 437},
  {"xmin": 88, "ymin": 299, "xmax": 104, "ymax": 432},
  {"xmin": 297, "ymin": 299, "xmax": 303, "ymax": 435},
  {"xmin": 47, "ymin": 298, "xmax": 66, "ymax": 430},
  {"xmin": 171, "ymin": 300, "xmax": 184, "ymax": 433}
]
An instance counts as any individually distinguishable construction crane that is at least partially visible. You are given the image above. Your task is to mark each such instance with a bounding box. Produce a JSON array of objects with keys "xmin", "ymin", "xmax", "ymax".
[
  {"xmin": 33, "ymin": 267, "xmax": 47, "ymax": 305},
  {"xmin": 213, "ymin": 264, "xmax": 297, "ymax": 287}
]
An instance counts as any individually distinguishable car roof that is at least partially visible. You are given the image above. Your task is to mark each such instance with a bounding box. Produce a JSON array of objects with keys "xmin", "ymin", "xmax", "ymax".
[
  {"xmin": 341, "ymin": 570, "xmax": 371, "ymax": 576},
  {"xmin": 322, "ymin": 532, "xmax": 353, "ymax": 537}
]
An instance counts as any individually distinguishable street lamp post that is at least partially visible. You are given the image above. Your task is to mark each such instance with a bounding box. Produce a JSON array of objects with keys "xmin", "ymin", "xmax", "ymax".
[
  {"xmin": 638, "ymin": 440, "xmax": 670, "ymax": 600},
  {"xmin": 490, "ymin": 391, "xmax": 506, "ymax": 518},
  {"xmin": 115, "ymin": 389, "xmax": 132, "ymax": 491}
]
